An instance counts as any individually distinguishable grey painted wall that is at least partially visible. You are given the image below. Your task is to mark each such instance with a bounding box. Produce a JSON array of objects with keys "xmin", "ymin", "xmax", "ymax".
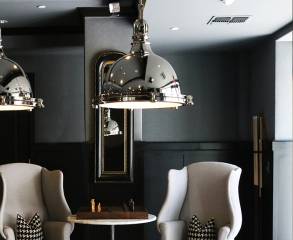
[
  {"xmin": 141, "ymin": 38, "xmax": 277, "ymax": 142},
  {"xmin": 84, "ymin": 17, "xmax": 133, "ymax": 143},
  {"xmin": 237, "ymin": 38, "xmax": 280, "ymax": 141},
  {"xmin": 235, "ymin": 52, "xmax": 250, "ymax": 141},
  {"xmin": 248, "ymin": 40, "xmax": 276, "ymax": 141},
  {"xmin": 6, "ymin": 44, "xmax": 85, "ymax": 143},
  {"xmin": 142, "ymin": 52, "xmax": 239, "ymax": 142},
  {"xmin": 2, "ymin": 31, "xmax": 277, "ymax": 144}
]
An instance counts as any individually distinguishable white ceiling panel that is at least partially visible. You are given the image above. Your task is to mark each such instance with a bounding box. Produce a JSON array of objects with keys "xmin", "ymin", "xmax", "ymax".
[
  {"xmin": 0, "ymin": 0, "xmax": 291, "ymax": 51},
  {"xmin": 144, "ymin": 0, "xmax": 292, "ymax": 51},
  {"xmin": 0, "ymin": 0, "xmax": 132, "ymax": 27}
]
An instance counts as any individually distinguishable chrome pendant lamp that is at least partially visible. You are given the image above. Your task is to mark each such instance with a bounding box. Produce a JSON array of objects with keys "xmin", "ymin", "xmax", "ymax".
[
  {"xmin": 94, "ymin": 0, "xmax": 193, "ymax": 109},
  {"xmin": 0, "ymin": 21, "xmax": 44, "ymax": 111}
]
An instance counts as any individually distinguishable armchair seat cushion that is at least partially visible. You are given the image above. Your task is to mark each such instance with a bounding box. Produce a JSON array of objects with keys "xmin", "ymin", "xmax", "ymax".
[
  {"xmin": 159, "ymin": 220, "xmax": 186, "ymax": 240},
  {"xmin": 217, "ymin": 226, "xmax": 230, "ymax": 240},
  {"xmin": 43, "ymin": 221, "xmax": 73, "ymax": 240},
  {"xmin": 3, "ymin": 226, "xmax": 16, "ymax": 240}
]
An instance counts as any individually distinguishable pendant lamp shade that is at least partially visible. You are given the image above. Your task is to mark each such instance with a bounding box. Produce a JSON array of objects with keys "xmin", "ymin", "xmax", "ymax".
[
  {"xmin": 95, "ymin": 1, "xmax": 193, "ymax": 109},
  {"xmin": 0, "ymin": 23, "xmax": 44, "ymax": 111}
]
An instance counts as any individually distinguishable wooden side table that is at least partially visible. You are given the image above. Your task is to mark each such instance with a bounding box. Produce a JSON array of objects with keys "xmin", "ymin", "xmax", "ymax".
[{"xmin": 68, "ymin": 214, "xmax": 156, "ymax": 240}]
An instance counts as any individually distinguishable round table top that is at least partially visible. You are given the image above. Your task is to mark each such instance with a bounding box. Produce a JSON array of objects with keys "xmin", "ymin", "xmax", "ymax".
[{"xmin": 67, "ymin": 214, "xmax": 157, "ymax": 226}]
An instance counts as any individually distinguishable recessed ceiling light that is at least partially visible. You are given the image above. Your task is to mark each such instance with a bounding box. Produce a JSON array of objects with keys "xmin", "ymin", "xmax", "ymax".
[
  {"xmin": 0, "ymin": 20, "xmax": 8, "ymax": 24},
  {"xmin": 220, "ymin": 0, "xmax": 235, "ymax": 5},
  {"xmin": 37, "ymin": 5, "xmax": 46, "ymax": 9},
  {"xmin": 170, "ymin": 27, "xmax": 180, "ymax": 31}
]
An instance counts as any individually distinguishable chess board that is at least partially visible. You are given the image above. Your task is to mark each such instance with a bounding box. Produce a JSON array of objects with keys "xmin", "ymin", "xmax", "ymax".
[{"xmin": 76, "ymin": 205, "xmax": 148, "ymax": 219}]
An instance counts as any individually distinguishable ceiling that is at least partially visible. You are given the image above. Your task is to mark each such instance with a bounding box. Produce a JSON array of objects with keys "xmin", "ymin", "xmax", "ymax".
[
  {"xmin": 144, "ymin": 0, "xmax": 292, "ymax": 51},
  {"xmin": 0, "ymin": 0, "xmax": 133, "ymax": 28},
  {"xmin": 0, "ymin": 0, "xmax": 291, "ymax": 51}
]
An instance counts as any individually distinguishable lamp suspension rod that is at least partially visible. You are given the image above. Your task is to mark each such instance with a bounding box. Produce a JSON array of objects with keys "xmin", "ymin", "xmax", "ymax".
[
  {"xmin": 0, "ymin": 27, "xmax": 2, "ymax": 50},
  {"xmin": 138, "ymin": 0, "xmax": 145, "ymax": 20},
  {"xmin": 0, "ymin": 20, "xmax": 7, "ymax": 53}
]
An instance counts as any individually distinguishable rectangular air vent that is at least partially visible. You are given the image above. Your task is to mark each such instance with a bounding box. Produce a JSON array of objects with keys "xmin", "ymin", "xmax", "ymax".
[{"xmin": 207, "ymin": 16, "xmax": 251, "ymax": 25}]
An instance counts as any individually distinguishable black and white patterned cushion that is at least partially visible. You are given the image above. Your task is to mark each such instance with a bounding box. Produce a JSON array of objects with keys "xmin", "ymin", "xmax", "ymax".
[
  {"xmin": 16, "ymin": 213, "xmax": 44, "ymax": 240},
  {"xmin": 187, "ymin": 215, "xmax": 216, "ymax": 240}
]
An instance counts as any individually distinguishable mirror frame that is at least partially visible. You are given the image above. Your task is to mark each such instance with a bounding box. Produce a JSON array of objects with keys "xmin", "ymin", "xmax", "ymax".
[{"xmin": 94, "ymin": 51, "xmax": 134, "ymax": 183}]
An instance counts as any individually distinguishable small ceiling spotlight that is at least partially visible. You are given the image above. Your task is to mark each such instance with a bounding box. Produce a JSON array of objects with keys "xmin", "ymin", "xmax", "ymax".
[
  {"xmin": 170, "ymin": 26, "xmax": 180, "ymax": 31},
  {"xmin": 37, "ymin": 5, "xmax": 47, "ymax": 9},
  {"xmin": 220, "ymin": 0, "xmax": 235, "ymax": 5},
  {"xmin": 109, "ymin": 2, "xmax": 120, "ymax": 14}
]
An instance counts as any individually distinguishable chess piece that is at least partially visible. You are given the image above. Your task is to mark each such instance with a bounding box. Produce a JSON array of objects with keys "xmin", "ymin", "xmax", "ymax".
[
  {"xmin": 97, "ymin": 202, "xmax": 102, "ymax": 213},
  {"xmin": 128, "ymin": 199, "xmax": 135, "ymax": 211},
  {"xmin": 91, "ymin": 199, "xmax": 96, "ymax": 212}
]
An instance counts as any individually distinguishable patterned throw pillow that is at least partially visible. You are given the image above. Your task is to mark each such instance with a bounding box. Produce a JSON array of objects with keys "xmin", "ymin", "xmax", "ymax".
[
  {"xmin": 16, "ymin": 213, "xmax": 44, "ymax": 240},
  {"xmin": 187, "ymin": 215, "xmax": 216, "ymax": 240}
]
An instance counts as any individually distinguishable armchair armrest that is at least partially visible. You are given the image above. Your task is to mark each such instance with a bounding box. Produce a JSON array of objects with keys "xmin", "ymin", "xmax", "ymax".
[
  {"xmin": 0, "ymin": 177, "xmax": 15, "ymax": 240},
  {"xmin": 218, "ymin": 226, "xmax": 230, "ymax": 240},
  {"xmin": 157, "ymin": 168, "xmax": 188, "ymax": 232},
  {"xmin": 43, "ymin": 221, "xmax": 73, "ymax": 240},
  {"xmin": 227, "ymin": 168, "xmax": 242, "ymax": 240},
  {"xmin": 159, "ymin": 220, "xmax": 186, "ymax": 240},
  {"xmin": 41, "ymin": 169, "xmax": 72, "ymax": 222}
]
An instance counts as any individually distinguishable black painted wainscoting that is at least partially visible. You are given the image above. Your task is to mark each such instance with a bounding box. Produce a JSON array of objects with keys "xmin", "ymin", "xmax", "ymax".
[{"xmin": 1, "ymin": 141, "xmax": 271, "ymax": 240}]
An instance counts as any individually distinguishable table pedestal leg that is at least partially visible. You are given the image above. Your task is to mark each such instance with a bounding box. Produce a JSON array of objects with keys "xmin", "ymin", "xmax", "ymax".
[{"xmin": 111, "ymin": 225, "xmax": 115, "ymax": 240}]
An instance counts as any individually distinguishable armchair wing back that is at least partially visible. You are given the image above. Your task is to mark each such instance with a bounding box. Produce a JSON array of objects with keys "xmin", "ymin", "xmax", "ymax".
[
  {"xmin": 42, "ymin": 168, "xmax": 72, "ymax": 222},
  {"xmin": 0, "ymin": 163, "xmax": 48, "ymax": 234},
  {"xmin": 0, "ymin": 163, "xmax": 73, "ymax": 240},
  {"xmin": 157, "ymin": 162, "xmax": 242, "ymax": 240}
]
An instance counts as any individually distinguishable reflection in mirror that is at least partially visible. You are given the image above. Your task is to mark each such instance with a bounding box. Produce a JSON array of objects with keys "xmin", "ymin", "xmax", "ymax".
[{"xmin": 104, "ymin": 108, "xmax": 122, "ymax": 137}]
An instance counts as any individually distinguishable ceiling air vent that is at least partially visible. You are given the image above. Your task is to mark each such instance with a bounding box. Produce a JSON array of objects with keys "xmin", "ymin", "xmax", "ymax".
[{"xmin": 207, "ymin": 16, "xmax": 250, "ymax": 25}]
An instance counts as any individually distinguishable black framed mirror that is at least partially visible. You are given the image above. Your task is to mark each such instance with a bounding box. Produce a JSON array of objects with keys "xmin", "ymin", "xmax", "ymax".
[{"xmin": 94, "ymin": 51, "xmax": 134, "ymax": 183}]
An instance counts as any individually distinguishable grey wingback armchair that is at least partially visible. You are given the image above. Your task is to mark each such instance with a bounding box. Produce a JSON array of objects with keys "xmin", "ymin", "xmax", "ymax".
[
  {"xmin": 157, "ymin": 162, "xmax": 242, "ymax": 240},
  {"xmin": 0, "ymin": 163, "xmax": 74, "ymax": 240}
]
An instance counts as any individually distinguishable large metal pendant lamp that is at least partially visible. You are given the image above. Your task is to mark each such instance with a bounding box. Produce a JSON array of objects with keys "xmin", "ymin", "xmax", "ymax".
[
  {"xmin": 94, "ymin": 0, "xmax": 193, "ymax": 109},
  {"xmin": 0, "ymin": 21, "xmax": 44, "ymax": 111}
]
